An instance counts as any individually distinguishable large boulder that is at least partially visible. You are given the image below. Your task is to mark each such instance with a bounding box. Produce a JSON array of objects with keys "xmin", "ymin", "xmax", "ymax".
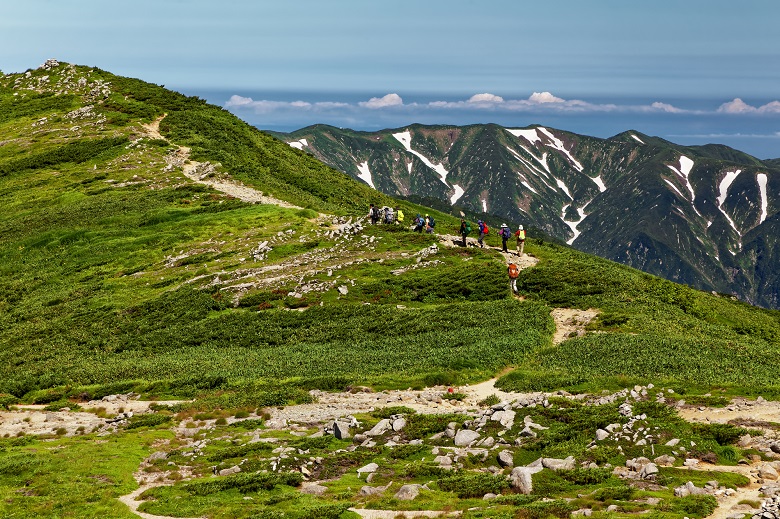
[
  {"xmin": 510, "ymin": 466, "xmax": 544, "ymax": 494},
  {"xmin": 395, "ymin": 484, "xmax": 421, "ymax": 500},
  {"xmin": 454, "ymin": 429, "xmax": 481, "ymax": 447},
  {"xmin": 542, "ymin": 456, "xmax": 576, "ymax": 471}
]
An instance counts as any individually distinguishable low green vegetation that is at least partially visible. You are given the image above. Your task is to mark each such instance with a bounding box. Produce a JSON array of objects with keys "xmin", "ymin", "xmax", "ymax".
[{"xmin": 1, "ymin": 62, "xmax": 779, "ymax": 519}]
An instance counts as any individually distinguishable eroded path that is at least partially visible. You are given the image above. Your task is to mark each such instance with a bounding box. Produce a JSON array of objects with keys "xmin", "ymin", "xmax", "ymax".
[{"xmin": 141, "ymin": 117, "xmax": 301, "ymax": 208}]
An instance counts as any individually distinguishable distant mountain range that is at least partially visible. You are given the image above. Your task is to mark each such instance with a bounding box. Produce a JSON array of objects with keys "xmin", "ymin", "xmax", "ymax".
[{"xmin": 272, "ymin": 124, "xmax": 780, "ymax": 308}]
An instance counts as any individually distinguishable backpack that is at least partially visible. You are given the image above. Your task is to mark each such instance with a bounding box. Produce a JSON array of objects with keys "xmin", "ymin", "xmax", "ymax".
[
  {"xmin": 501, "ymin": 227, "xmax": 510, "ymax": 239},
  {"xmin": 483, "ymin": 223, "xmax": 489, "ymax": 235},
  {"xmin": 464, "ymin": 222, "xmax": 471, "ymax": 234},
  {"xmin": 508, "ymin": 263, "xmax": 520, "ymax": 279},
  {"xmin": 428, "ymin": 216, "xmax": 435, "ymax": 228}
]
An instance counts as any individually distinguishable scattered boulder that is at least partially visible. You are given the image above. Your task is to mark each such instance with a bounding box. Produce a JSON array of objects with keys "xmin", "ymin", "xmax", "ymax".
[
  {"xmin": 760, "ymin": 463, "xmax": 780, "ymax": 481},
  {"xmin": 510, "ymin": 466, "xmax": 543, "ymax": 494},
  {"xmin": 498, "ymin": 450, "xmax": 514, "ymax": 468},
  {"xmin": 218, "ymin": 465, "xmax": 241, "ymax": 477},
  {"xmin": 395, "ymin": 484, "xmax": 421, "ymax": 500},
  {"xmin": 542, "ymin": 456, "xmax": 576, "ymax": 471},
  {"xmin": 357, "ymin": 463, "xmax": 379, "ymax": 476},
  {"xmin": 454, "ymin": 429, "xmax": 481, "ymax": 447},
  {"xmin": 654, "ymin": 454, "xmax": 676, "ymax": 467}
]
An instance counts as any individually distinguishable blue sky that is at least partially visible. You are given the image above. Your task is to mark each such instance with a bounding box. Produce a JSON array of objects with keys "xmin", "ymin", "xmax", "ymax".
[{"xmin": 3, "ymin": 0, "xmax": 780, "ymax": 157}]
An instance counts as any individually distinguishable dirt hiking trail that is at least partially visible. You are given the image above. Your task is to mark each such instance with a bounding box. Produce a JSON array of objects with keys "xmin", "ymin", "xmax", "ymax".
[{"xmin": 141, "ymin": 116, "xmax": 301, "ymax": 208}]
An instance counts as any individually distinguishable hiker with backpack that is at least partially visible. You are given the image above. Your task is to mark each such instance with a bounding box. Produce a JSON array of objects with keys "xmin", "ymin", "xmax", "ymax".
[
  {"xmin": 395, "ymin": 207, "xmax": 404, "ymax": 226},
  {"xmin": 508, "ymin": 262, "xmax": 520, "ymax": 293},
  {"xmin": 459, "ymin": 218, "xmax": 471, "ymax": 247},
  {"xmin": 515, "ymin": 225, "xmax": 526, "ymax": 255},
  {"xmin": 499, "ymin": 223, "xmax": 511, "ymax": 253},
  {"xmin": 425, "ymin": 214, "xmax": 435, "ymax": 234},
  {"xmin": 384, "ymin": 206, "xmax": 395, "ymax": 224},
  {"xmin": 368, "ymin": 204, "xmax": 379, "ymax": 225},
  {"xmin": 477, "ymin": 220, "xmax": 489, "ymax": 248},
  {"xmin": 413, "ymin": 214, "xmax": 424, "ymax": 233}
]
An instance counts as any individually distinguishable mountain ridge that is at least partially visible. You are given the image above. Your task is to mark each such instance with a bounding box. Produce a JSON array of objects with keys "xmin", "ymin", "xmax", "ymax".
[{"xmin": 272, "ymin": 123, "xmax": 779, "ymax": 308}]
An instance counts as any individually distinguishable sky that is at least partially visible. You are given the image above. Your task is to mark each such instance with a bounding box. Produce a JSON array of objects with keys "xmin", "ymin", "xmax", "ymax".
[{"xmin": 2, "ymin": 0, "xmax": 780, "ymax": 158}]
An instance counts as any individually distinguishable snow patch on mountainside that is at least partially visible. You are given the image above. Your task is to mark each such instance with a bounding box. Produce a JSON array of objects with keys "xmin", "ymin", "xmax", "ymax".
[
  {"xmin": 393, "ymin": 131, "xmax": 449, "ymax": 185},
  {"xmin": 591, "ymin": 175, "xmax": 607, "ymax": 193},
  {"xmin": 757, "ymin": 173, "xmax": 768, "ymax": 224},
  {"xmin": 538, "ymin": 127, "xmax": 584, "ymax": 172},
  {"xmin": 521, "ymin": 181, "xmax": 538, "ymax": 194},
  {"xmin": 663, "ymin": 179, "xmax": 685, "ymax": 199},
  {"xmin": 555, "ymin": 178, "xmax": 573, "ymax": 199},
  {"xmin": 561, "ymin": 204, "xmax": 588, "ymax": 245},
  {"xmin": 717, "ymin": 170, "xmax": 742, "ymax": 207},
  {"xmin": 356, "ymin": 161, "xmax": 375, "ymax": 189},
  {"xmin": 631, "ymin": 134, "xmax": 645, "ymax": 144},
  {"xmin": 481, "ymin": 199, "xmax": 487, "ymax": 212},
  {"xmin": 506, "ymin": 147, "xmax": 555, "ymax": 192},
  {"xmin": 667, "ymin": 155, "xmax": 702, "ymax": 218},
  {"xmin": 451, "ymin": 184, "xmax": 465, "ymax": 204},
  {"xmin": 506, "ymin": 127, "xmax": 542, "ymax": 144},
  {"xmin": 288, "ymin": 139, "xmax": 308, "ymax": 150},
  {"xmin": 716, "ymin": 170, "xmax": 742, "ymax": 235}
]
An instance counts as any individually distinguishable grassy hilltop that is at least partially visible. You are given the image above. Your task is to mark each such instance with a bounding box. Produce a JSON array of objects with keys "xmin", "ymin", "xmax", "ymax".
[
  {"xmin": 1, "ymin": 61, "xmax": 780, "ymax": 403},
  {"xmin": 1, "ymin": 61, "xmax": 780, "ymax": 519}
]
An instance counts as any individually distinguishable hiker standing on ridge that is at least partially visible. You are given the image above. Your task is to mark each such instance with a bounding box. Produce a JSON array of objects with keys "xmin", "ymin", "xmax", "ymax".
[
  {"xmin": 413, "ymin": 214, "xmax": 424, "ymax": 233},
  {"xmin": 499, "ymin": 223, "xmax": 510, "ymax": 253},
  {"xmin": 508, "ymin": 262, "xmax": 520, "ymax": 293},
  {"xmin": 425, "ymin": 214, "xmax": 435, "ymax": 234},
  {"xmin": 515, "ymin": 225, "xmax": 526, "ymax": 255},
  {"xmin": 459, "ymin": 218, "xmax": 471, "ymax": 247},
  {"xmin": 477, "ymin": 220, "xmax": 486, "ymax": 248}
]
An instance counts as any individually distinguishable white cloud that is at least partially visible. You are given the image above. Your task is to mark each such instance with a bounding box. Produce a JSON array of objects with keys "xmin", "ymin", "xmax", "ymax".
[
  {"xmin": 467, "ymin": 93, "xmax": 504, "ymax": 103},
  {"xmin": 528, "ymin": 92, "xmax": 564, "ymax": 104},
  {"xmin": 650, "ymin": 102, "xmax": 684, "ymax": 113},
  {"xmin": 718, "ymin": 98, "xmax": 755, "ymax": 114},
  {"xmin": 359, "ymin": 93, "xmax": 404, "ymax": 108},
  {"xmin": 224, "ymin": 95, "xmax": 347, "ymax": 113},
  {"xmin": 717, "ymin": 98, "xmax": 780, "ymax": 114}
]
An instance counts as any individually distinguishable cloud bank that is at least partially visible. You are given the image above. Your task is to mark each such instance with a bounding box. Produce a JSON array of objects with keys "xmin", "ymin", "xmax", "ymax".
[{"xmin": 225, "ymin": 91, "xmax": 780, "ymax": 116}]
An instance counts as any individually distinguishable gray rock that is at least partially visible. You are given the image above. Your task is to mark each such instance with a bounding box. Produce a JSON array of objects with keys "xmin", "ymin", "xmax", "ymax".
[
  {"xmin": 434, "ymin": 455, "xmax": 453, "ymax": 467},
  {"xmin": 542, "ymin": 456, "xmax": 576, "ymax": 471},
  {"xmin": 395, "ymin": 484, "xmax": 421, "ymax": 500},
  {"xmin": 509, "ymin": 466, "xmax": 544, "ymax": 494},
  {"xmin": 665, "ymin": 438, "xmax": 681, "ymax": 447},
  {"xmin": 300, "ymin": 483, "xmax": 327, "ymax": 495},
  {"xmin": 770, "ymin": 442, "xmax": 780, "ymax": 454},
  {"xmin": 332, "ymin": 421, "xmax": 351, "ymax": 440},
  {"xmin": 596, "ymin": 429, "xmax": 609, "ymax": 441},
  {"xmin": 640, "ymin": 463, "xmax": 659, "ymax": 479},
  {"xmin": 654, "ymin": 454, "xmax": 676, "ymax": 466},
  {"xmin": 357, "ymin": 462, "xmax": 379, "ymax": 475},
  {"xmin": 760, "ymin": 463, "xmax": 779, "ymax": 481},
  {"xmin": 454, "ymin": 429, "xmax": 481, "ymax": 447},
  {"xmin": 366, "ymin": 419, "xmax": 391, "ymax": 436},
  {"xmin": 392, "ymin": 417, "xmax": 407, "ymax": 432},
  {"xmin": 218, "ymin": 465, "xmax": 241, "ymax": 477},
  {"xmin": 498, "ymin": 450, "xmax": 514, "ymax": 468}
]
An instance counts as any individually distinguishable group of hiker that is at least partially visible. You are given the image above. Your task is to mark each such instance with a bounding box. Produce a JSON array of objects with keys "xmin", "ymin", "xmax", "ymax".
[
  {"xmin": 460, "ymin": 218, "xmax": 525, "ymax": 254},
  {"xmin": 367, "ymin": 204, "xmax": 437, "ymax": 233},
  {"xmin": 368, "ymin": 203, "xmax": 526, "ymax": 293}
]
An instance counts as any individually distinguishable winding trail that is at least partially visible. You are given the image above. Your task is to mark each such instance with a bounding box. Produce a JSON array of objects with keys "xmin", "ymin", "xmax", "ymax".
[{"xmin": 141, "ymin": 117, "xmax": 301, "ymax": 208}]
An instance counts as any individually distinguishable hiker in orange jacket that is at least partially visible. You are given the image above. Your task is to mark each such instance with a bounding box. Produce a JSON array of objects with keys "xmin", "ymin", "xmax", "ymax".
[{"xmin": 508, "ymin": 262, "xmax": 520, "ymax": 293}]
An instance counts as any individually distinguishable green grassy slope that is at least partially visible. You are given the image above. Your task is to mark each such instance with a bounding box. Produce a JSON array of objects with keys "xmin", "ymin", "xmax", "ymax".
[{"xmin": 1, "ymin": 62, "xmax": 779, "ymax": 406}]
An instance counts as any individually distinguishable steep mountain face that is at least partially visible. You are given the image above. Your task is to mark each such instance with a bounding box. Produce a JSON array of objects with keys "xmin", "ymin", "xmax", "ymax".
[{"xmin": 274, "ymin": 124, "xmax": 780, "ymax": 308}]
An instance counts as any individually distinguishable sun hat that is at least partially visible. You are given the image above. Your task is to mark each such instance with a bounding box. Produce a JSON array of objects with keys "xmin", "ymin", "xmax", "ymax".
[{"xmin": 519, "ymin": 225, "xmax": 524, "ymax": 230}]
